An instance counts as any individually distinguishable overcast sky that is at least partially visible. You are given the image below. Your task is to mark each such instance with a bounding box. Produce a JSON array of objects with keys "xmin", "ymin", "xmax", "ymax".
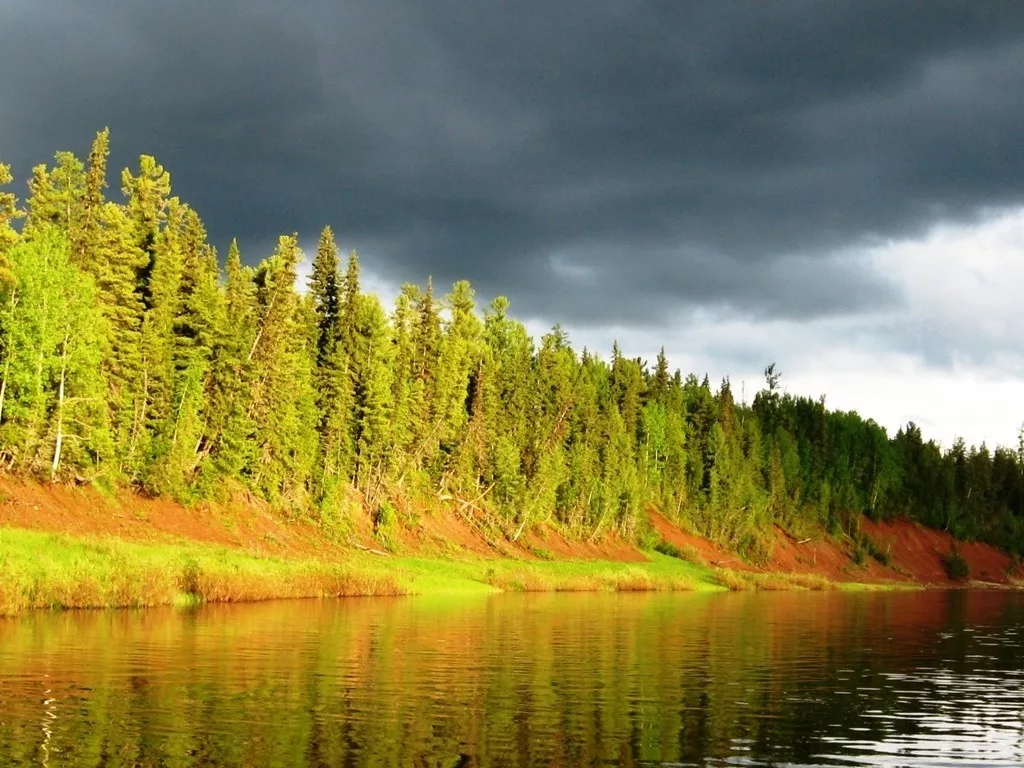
[{"xmin": 3, "ymin": 1, "xmax": 1024, "ymax": 448}]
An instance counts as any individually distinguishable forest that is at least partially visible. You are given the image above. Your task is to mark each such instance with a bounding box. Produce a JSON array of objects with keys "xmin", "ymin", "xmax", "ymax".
[{"xmin": 1, "ymin": 131, "xmax": 1022, "ymax": 559}]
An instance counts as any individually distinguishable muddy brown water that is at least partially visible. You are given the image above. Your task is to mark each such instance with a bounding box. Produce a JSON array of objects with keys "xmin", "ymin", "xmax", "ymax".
[{"xmin": 0, "ymin": 590, "xmax": 1022, "ymax": 766}]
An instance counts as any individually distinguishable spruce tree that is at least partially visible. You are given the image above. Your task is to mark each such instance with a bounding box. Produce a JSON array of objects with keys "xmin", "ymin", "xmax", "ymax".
[
  {"xmin": 308, "ymin": 226, "xmax": 354, "ymax": 516},
  {"xmin": 76, "ymin": 128, "xmax": 110, "ymax": 269},
  {"xmin": 388, "ymin": 284, "xmax": 421, "ymax": 477},
  {"xmin": 406, "ymin": 278, "xmax": 443, "ymax": 482},
  {"xmin": 200, "ymin": 239, "xmax": 257, "ymax": 488},
  {"xmin": 248, "ymin": 235, "xmax": 318, "ymax": 506},
  {"xmin": 309, "ymin": 226, "xmax": 340, "ymax": 364},
  {"xmin": 351, "ymin": 294, "xmax": 394, "ymax": 497},
  {"xmin": 435, "ymin": 280, "xmax": 482, "ymax": 489}
]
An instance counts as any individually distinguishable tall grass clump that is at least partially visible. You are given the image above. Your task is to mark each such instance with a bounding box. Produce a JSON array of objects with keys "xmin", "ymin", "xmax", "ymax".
[{"xmin": 0, "ymin": 529, "xmax": 408, "ymax": 615}]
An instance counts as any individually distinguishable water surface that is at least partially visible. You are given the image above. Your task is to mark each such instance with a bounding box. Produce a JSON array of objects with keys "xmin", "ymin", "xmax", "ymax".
[{"xmin": 0, "ymin": 590, "xmax": 1022, "ymax": 766}]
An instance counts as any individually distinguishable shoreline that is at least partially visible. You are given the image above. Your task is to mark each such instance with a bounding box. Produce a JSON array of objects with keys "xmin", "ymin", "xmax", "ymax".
[
  {"xmin": 1, "ymin": 476, "xmax": 1018, "ymax": 616},
  {"xmin": 0, "ymin": 526, "xmax": 968, "ymax": 617}
]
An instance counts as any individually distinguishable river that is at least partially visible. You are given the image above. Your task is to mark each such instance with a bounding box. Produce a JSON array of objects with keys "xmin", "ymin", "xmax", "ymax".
[{"xmin": 0, "ymin": 589, "xmax": 1021, "ymax": 766}]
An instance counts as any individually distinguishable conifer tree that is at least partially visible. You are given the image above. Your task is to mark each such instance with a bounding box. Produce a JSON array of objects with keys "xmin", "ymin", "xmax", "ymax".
[
  {"xmin": 308, "ymin": 226, "xmax": 354, "ymax": 515},
  {"xmin": 351, "ymin": 294, "xmax": 394, "ymax": 497},
  {"xmin": 339, "ymin": 249, "xmax": 361, "ymax": 351},
  {"xmin": 0, "ymin": 162, "xmax": 22, "ymax": 279},
  {"xmin": 248, "ymin": 235, "xmax": 318, "ymax": 505},
  {"xmin": 144, "ymin": 203, "xmax": 222, "ymax": 495},
  {"xmin": 479, "ymin": 296, "xmax": 533, "ymax": 517},
  {"xmin": 76, "ymin": 128, "xmax": 110, "ymax": 269},
  {"xmin": 310, "ymin": 226, "xmax": 340, "ymax": 364},
  {"xmin": 200, "ymin": 240, "xmax": 256, "ymax": 487},
  {"xmin": 435, "ymin": 280, "xmax": 482, "ymax": 489},
  {"xmin": 25, "ymin": 153, "xmax": 86, "ymax": 237},
  {"xmin": 5, "ymin": 131, "xmax": 1024, "ymax": 556},
  {"xmin": 388, "ymin": 284, "xmax": 421, "ymax": 476},
  {"xmin": 405, "ymin": 278, "xmax": 443, "ymax": 483}
]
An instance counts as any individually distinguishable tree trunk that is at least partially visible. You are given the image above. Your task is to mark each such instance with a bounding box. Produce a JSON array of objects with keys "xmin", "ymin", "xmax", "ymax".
[
  {"xmin": 0, "ymin": 286, "xmax": 19, "ymax": 425},
  {"xmin": 0, "ymin": 357, "xmax": 9, "ymax": 426},
  {"xmin": 51, "ymin": 335, "xmax": 68, "ymax": 478}
]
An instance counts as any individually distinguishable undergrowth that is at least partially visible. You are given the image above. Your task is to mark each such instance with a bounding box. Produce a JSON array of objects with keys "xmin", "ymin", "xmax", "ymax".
[
  {"xmin": 853, "ymin": 533, "xmax": 891, "ymax": 567},
  {"xmin": 712, "ymin": 567, "xmax": 836, "ymax": 592},
  {"xmin": 941, "ymin": 547, "xmax": 970, "ymax": 581},
  {"xmin": 654, "ymin": 540, "xmax": 709, "ymax": 567}
]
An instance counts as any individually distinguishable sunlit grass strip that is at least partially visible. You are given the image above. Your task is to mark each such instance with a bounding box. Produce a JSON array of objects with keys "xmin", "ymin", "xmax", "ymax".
[
  {"xmin": 712, "ymin": 567, "xmax": 838, "ymax": 592},
  {"xmin": 0, "ymin": 531, "xmax": 729, "ymax": 614},
  {"xmin": 483, "ymin": 565, "xmax": 699, "ymax": 593},
  {"xmin": 0, "ymin": 528, "xmax": 920, "ymax": 615},
  {"xmin": 0, "ymin": 530, "xmax": 407, "ymax": 615}
]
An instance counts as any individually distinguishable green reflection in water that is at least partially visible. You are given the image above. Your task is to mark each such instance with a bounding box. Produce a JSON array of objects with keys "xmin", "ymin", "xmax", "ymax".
[{"xmin": 0, "ymin": 590, "xmax": 1022, "ymax": 766}]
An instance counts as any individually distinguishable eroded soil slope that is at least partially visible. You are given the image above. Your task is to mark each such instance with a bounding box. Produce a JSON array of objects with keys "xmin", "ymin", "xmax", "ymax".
[{"xmin": 0, "ymin": 474, "xmax": 1019, "ymax": 586}]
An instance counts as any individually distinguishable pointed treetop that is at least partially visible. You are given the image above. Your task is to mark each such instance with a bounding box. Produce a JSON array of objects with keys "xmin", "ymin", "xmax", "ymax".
[
  {"xmin": 0, "ymin": 161, "xmax": 23, "ymax": 259},
  {"xmin": 489, "ymin": 295, "xmax": 510, "ymax": 317},
  {"xmin": 226, "ymin": 238, "xmax": 242, "ymax": 271},
  {"xmin": 85, "ymin": 128, "xmax": 110, "ymax": 204},
  {"xmin": 311, "ymin": 226, "xmax": 340, "ymax": 296}
]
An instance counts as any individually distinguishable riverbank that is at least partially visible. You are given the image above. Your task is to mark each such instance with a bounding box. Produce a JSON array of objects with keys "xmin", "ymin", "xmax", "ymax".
[
  {"xmin": 0, "ymin": 475, "xmax": 1018, "ymax": 614},
  {"xmin": 5, "ymin": 527, "xmax": 878, "ymax": 614}
]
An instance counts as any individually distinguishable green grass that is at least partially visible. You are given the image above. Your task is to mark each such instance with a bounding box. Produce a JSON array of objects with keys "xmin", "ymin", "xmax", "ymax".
[
  {"xmin": 836, "ymin": 580, "xmax": 918, "ymax": 592},
  {"xmin": 0, "ymin": 529, "xmax": 407, "ymax": 614},
  {"xmin": 1, "ymin": 527, "xmax": 910, "ymax": 615}
]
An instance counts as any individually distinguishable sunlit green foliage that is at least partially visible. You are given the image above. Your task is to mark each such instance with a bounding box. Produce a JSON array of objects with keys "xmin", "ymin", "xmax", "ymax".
[{"xmin": 1, "ymin": 134, "xmax": 1022, "ymax": 555}]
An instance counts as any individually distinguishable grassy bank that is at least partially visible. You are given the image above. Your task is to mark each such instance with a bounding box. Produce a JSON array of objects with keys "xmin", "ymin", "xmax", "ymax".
[{"xmin": 0, "ymin": 527, "xmax": 886, "ymax": 615}]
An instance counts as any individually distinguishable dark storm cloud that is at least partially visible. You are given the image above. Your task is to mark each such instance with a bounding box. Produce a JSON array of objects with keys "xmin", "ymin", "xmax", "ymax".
[{"xmin": 4, "ymin": 0, "xmax": 1024, "ymax": 325}]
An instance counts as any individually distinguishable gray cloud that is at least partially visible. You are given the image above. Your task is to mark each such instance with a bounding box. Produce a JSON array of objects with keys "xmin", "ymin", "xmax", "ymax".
[{"xmin": 3, "ymin": 0, "xmax": 1024, "ymax": 327}]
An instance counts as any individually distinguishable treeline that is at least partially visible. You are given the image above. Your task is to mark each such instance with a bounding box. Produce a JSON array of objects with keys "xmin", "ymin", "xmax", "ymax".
[{"xmin": 0, "ymin": 132, "xmax": 1021, "ymax": 556}]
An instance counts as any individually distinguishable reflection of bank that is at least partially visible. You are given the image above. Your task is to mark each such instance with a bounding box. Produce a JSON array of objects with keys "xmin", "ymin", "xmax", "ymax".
[{"xmin": 0, "ymin": 590, "xmax": 1021, "ymax": 766}]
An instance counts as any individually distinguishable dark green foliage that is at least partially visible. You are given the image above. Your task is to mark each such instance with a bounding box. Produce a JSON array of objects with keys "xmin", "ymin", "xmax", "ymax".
[
  {"xmin": 654, "ymin": 540, "xmax": 684, "ymax": 559},
  {"xmin": 1, "ymin": 132, "xmax": 1023, "ymax": 557},
  {"xmin": 941, "ymin": 548, "xmax": 970, "ymax": 580},
  {"xmin": 862, "ymin": 535, "xmax": 890, "ymax": 566}
]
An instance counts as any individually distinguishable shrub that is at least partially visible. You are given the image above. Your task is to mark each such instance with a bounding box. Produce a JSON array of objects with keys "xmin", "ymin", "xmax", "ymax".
[
  {"xmin": 852, "ymin": 534, "xmax": 890, "ymax": 567},
  {"xmin": 654, "ymin": 540, "xmax": 684, "ymax": 559},
  {"xmin": 862, "ymin": 535, "xmax": 891, "ymax": 566},
  {"xmin": 374, "ymin": 500, "xmax": 398, "ymax": 551},
  {"xmin": 852, "ymin": 544, "xmax": 866, "ymax": 566},
  {"xmin": 941, "ymin": 548, "xmax": 970, "ymax": 581},
  {"xmin": 528, "ymin": 545, "xmax": 554, "ymax": 561},
  {"xmin": 654, "ymin": 540, "xmax": 708, "ymax": 567}
]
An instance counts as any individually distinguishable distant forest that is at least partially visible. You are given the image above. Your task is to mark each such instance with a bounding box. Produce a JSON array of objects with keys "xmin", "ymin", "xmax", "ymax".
[{"xmin": 1, "ymin": 131, "xmax": 1022, "ymax": 557}]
